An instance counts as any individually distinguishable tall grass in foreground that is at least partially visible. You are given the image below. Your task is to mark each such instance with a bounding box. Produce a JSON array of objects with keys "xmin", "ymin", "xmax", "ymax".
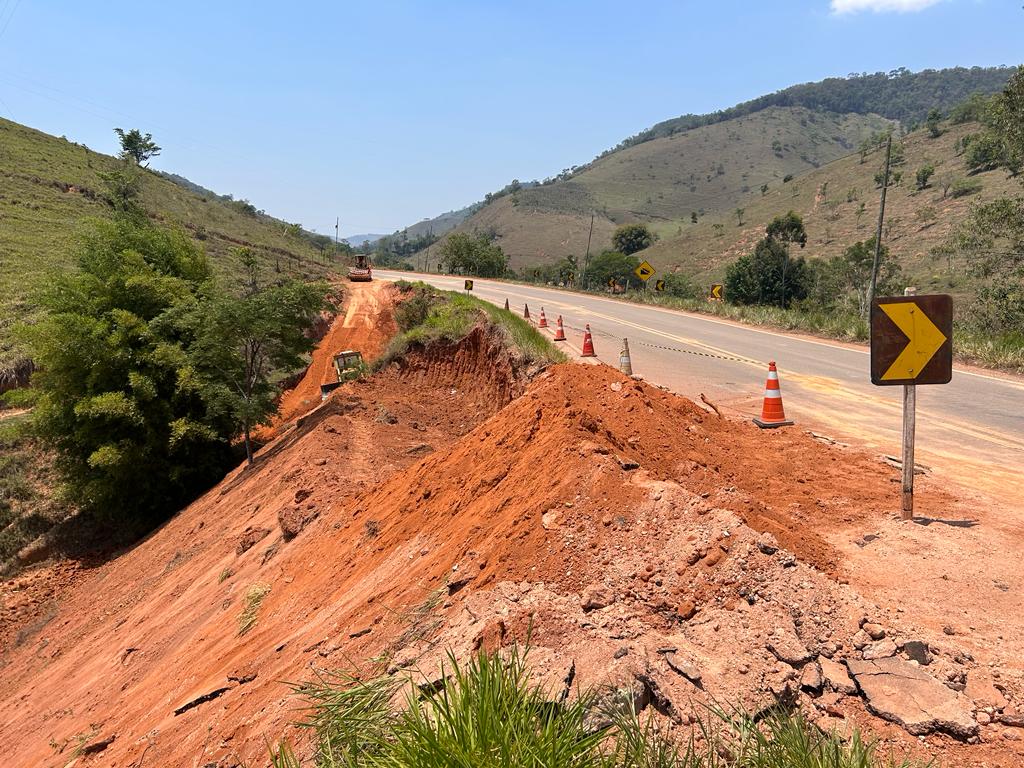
[{"xmin": 268, "ymin": 647, "xmax": 930, "ymax": 767}]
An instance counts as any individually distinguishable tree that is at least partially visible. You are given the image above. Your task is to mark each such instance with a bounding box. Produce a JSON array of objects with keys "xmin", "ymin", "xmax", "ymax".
[
  {"xmin": 935, "ymin": 197, "xmax": 1024, "ymax": 332},
  {"xmin": 915, "ymin": 164, "xmax": 935, "ymax": 190},
  {"xmin": 765, "ymin": 211, "xmax": 808, "ymax": 248},
  {"xmin": 760, "ymin": 183, "xmax": 769, "ymax": 196},
  {"xmin": 186, "ymin": 249, "xmax": 328, "ymax": 465},
  {"xmin": 438, "ymin": 233, "xmax": 508, "ymax": 277},
  {"xmin": 988, "ymin": 66, "xmax": 1024, "ymax": 176},
  {"xmin": 837, "ymin": 238, "xmax": 902, "ymax": 316},
  {"xmin": 97, "ymin": 160, "xmax": 143, "ymax": 212},
  {"xmin": 20, "ymin": 216, "xmax": 231, "ymax": 525},
  {"xmin": 964, "ymin": 132, "xmax": 1007, "ymax": 173},
  {"xmin": 611, "ymin": 224, "xmax": 653, "ymax": 255},
  {"xmin": 585, "ymin": 251, "xmax": 641, "ymax": 290},
  {"xmin": 114, "ymin": 128, "xmax": 161, "ymax": 167},
  {"xmin": 690, "ymin": 212, "xmax": 698, "ymax": 224},
  {"xmin": 926, "ymin": 108, "xmax": 943, "ymax": 138},
  {"xmin": 735, "ymin": 208, "xmax": 745, "ymax": 226},
  {"xmin": 724, "ymin": 237, "xmax": 810, "ymax": 308}
]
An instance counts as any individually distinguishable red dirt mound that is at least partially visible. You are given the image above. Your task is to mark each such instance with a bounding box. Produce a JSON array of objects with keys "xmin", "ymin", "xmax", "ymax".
[{"xmin": 1, "ymin": 354, "xmax": 1019, "ymax": 767}]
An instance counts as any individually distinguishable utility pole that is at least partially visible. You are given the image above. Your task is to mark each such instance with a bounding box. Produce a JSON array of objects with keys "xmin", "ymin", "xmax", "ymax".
[
  {"xmin": 582, "ymin": 213, "xmax": 595, "ymax": 288},
  {"xmin": 866, "ymin": 135, "xmax": 892, "ymax": 315}
]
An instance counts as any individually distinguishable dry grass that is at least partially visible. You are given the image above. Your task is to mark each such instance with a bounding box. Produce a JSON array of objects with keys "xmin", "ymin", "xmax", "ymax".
[{"xmin": 238, "ymin": 583, "xmax": 271, "ymax": 636}]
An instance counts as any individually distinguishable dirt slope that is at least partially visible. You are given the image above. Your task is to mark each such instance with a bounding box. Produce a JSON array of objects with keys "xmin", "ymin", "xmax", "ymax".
[
  {"xmin": 2, "ymin": 328, "xmax": 1022, "ymax": 765},
  {"xmin": 266, "ymin": 280, "xmax": 398, "ymax": 435}
]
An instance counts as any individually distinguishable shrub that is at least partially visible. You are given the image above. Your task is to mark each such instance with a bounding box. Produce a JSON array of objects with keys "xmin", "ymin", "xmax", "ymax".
[{"xmin": 951, "ymin": 178, "xmax": 983, "ymax": 198}]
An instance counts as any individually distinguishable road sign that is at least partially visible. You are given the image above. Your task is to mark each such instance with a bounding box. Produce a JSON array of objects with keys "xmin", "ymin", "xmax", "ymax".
[
  {"xmin": 654, "ymin": 279, "xmax": 666, "ymax": 292},
  {"xmin": 464, "ymin": 279, "xmax": 474, "ymax": 291},
  {"xmin": 634, "ymin": 261, "xmax": 655, "ymax": 281},
  {"xmin": 710, "ymin": 283, "xmax": 723, "ymax": 300},
  {"xmin": 870, "ymin": 295, "xmax": 952, "ymax": 386},
  {"xmin": 607, "ymin": 277, "xmax": 616, "ymax": 288}
]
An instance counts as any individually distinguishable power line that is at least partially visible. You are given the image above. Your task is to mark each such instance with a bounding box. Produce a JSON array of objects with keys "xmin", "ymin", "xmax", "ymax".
[{"xmin": 0, "ymin": 0, "xmax": 22, "ymax": 43}]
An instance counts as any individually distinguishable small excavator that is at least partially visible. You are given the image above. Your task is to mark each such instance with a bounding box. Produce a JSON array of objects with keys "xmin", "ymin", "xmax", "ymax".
[
  {"xmin": 348, "ymin": 252, "xmax": 372, "ymax": 282},
  {"xmin": 319, "ymin": 350, "xmax": 366, "ymax": 399}
]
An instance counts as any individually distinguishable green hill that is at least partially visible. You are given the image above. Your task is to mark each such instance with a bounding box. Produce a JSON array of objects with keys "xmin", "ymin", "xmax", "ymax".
[
  {"xmin": 0, "ymin": 117, "xmax": 333, "ymax": 379},
  {"xmin": 413, "ymin": 66, "xmax": 1013, "ymax": 271},
  {"xmin": 420, "ymin": 107, "xmax": 893, "ymax": 268},
  {"xmin": 639, "ymin": 118, "xmax": 1021, "ymax": 295}
]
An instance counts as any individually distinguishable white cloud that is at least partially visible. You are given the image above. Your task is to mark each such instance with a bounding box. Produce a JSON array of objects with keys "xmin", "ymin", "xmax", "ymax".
[{"xmin": 831, "ymin": 0, "xmax": 943, "ymax": 13}]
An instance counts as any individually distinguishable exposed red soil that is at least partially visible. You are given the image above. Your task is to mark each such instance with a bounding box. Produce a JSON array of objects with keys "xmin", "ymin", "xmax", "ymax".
[
  {"xmin": 1, "ymin": 300, "xmax": 1022, "ymax": 766},
  {"xmin": 264, "ymin": 280, "xmax": 398, "ymax": 435}
]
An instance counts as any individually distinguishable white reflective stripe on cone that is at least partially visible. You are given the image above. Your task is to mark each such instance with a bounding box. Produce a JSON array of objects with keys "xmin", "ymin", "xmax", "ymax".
[{"xmin": 763, "ymin": 390, "xmax": 782, "ymax": 398}]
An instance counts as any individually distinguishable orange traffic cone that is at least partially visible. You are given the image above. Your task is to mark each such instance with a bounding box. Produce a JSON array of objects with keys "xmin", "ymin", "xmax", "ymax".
[
  {"xmin": 524, "ymin": 303, "xmax": 530, "ymax": 319},
  {"xmin": 504, "ymin": 298, "xmax": 510, "ymax": 310},
  {"xmin": 753, "ymin": 361, "xmax": 793, "ymax": 428},
  {"xmin": 581, "ymin": 324, "xmax": 596, "ymax": 357},
  {"xmin": 538, "ymin": 307, "xmax": 548, "ymax": 328},
  {"xmin": 553, "ymin": 315, "xmax": 566, "ymax": 341}
]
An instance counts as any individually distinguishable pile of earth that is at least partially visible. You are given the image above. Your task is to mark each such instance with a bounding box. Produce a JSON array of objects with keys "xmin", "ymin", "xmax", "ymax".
[{"xmin": 0, "ymin": 327, "xmax": 1021, "ymax": 766}]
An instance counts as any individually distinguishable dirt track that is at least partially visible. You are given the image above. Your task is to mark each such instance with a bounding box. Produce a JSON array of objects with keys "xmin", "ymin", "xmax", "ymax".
[{"xmin": 1, "ymin": 286, "xmax": 1023, "ymax": 767}]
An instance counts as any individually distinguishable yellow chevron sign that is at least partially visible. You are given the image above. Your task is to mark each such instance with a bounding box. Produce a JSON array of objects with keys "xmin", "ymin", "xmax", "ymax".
[
  {"xmin": 870, "ymin": 295, "xmax": 952, "ymax": 386},
  {"xmin": 710, "ymin": 283, "xmax": 723, "ymax": 300}
]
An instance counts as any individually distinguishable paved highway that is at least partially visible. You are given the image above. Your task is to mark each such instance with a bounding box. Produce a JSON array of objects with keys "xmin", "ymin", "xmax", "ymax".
[{"xmin": 377, "ymin": 271, "xmax": 1024, "ymax": 502}]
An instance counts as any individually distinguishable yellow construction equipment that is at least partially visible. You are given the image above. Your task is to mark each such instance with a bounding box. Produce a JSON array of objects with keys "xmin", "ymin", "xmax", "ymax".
[{"xmin": 319, "ymin": 350, "xmax": 366, "ymax": 399}]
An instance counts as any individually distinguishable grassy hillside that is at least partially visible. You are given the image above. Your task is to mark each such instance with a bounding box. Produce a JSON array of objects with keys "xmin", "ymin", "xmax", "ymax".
[
  {"xmin": 640, "ymin": 118, "xmax": 1020, "ymax": 294},
  {"xmin": 420, "ymin": 107, "xmax": 892, "ymax": 269},
  {"xmin": 0, "ymin": 117, "xmax": 332, "ymax": 374}
]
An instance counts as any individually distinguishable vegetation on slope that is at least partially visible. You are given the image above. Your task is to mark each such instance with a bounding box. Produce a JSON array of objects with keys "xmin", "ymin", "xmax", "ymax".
[
  {"xmin": 621, "ymin": 65, "xmax": 1011, "ymax": 150},
  {"xmin": 379, "ymin": 281, "xmax": 566, "ymax": 369},
  {"xmin": 420, "ymin": 107, "xmax": 892, "ymax": 269},
  {"xmin": 269, "ymin": 646, "xmax": 926, "ymax": 768},
  {"xmin": 12, "ymin": 210, "xmax": 328, "ymax": 539},
  {"xmin": 0, "ymin": 118, "xmax": 341, "ymax": 376}
]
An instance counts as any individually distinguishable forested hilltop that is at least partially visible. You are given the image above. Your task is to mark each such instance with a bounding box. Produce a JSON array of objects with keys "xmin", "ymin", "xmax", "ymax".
[{"xmin": 618, "ymin": 66, "xmax": 1012, "ymax": 151}]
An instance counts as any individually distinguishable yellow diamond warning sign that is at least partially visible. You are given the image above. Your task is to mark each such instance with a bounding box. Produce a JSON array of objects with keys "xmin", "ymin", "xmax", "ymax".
[{"xmin": 634, "ymin": 261, "xmax": 655, "ymax": 281}]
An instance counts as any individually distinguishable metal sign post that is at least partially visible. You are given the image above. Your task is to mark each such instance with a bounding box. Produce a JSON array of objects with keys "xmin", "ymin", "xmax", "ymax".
[
  {"xmin": 901, "ymin": 287, "xmax": 917, "ymax": 519},
  {"xmin": 869, "ymin": 289, "xmax": 952, "ymax": 520}
]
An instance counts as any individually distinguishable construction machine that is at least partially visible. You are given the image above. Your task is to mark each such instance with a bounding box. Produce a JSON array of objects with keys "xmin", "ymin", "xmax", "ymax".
[
  {"xmin": 319, "ymin": 350, "xmax": 366, "ymax": 399},
  {"xmin": 348, "ymin": 252, "xmax": 372, "ymax": 282}
]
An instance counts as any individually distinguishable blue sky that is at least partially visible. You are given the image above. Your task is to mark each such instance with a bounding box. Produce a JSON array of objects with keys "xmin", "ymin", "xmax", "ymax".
[{"xmin": 0, "ymin": 1, "xmax": 1019, "ymax": 236}]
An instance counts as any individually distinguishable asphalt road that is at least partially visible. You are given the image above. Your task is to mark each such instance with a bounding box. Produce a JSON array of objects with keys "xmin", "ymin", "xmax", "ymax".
[{"xmin": 377, "ymin": 271, "xmax": 1024, "ymax": 502}]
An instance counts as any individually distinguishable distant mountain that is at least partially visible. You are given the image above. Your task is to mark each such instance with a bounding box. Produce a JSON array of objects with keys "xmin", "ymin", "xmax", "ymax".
[{"xmin": 343, "ymin": 233, "xmax": 387, "ymax": 246}]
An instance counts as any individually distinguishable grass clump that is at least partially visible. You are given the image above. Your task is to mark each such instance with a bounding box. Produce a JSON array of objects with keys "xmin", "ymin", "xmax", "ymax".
[
  {"xmin": 238, "ymin": 582, "xmax": 271, "ymax": 636},
  {"xmin": 380, "ymin": 282, "xmax": 566, "ymax": 369},
  {"xmin": 269, "ymin": 646, "xmax": 929, "ymax": 767}
]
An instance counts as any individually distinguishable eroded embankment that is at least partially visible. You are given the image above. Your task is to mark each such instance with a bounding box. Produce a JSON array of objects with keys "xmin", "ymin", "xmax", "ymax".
[{"xmin": 0, "ymin": 327, "xmax": 1020, "ymax": 767}]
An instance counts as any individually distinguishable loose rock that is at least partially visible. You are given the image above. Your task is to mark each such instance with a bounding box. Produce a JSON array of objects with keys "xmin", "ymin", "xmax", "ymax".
[{"xmin": 847, "ymin": 657, "xmax": 978, "ymax": 738}]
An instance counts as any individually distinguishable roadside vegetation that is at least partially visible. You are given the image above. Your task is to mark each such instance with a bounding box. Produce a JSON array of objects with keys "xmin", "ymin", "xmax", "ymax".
[
  {"xmin": 7, "ymin": 196, "xmax": 328, "ymax": 539},
  {"xmin": 379, "ymin": 281, "xmax": 566, "ymax": 369},
  {"xmin": 269, "ymin": 645, "xmax": 926, "ymax": 768}
]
